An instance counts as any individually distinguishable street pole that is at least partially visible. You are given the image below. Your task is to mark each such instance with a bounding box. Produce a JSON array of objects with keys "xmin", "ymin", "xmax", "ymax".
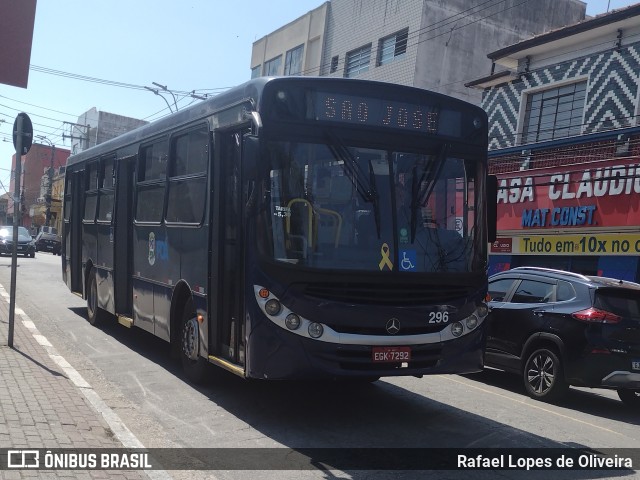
[
  {"xmin": 9, "ymin": 112, "xmax": 33, "ymax": 348},
  {"xmin": 8, "ymin": 117, "xmax": 24, "ymax": 348}
]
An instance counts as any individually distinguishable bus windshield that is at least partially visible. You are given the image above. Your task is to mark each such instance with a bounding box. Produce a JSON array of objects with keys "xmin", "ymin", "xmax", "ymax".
[{"xmin": 258, "ymin": 139, "xmax": 485, "ymax": 273}]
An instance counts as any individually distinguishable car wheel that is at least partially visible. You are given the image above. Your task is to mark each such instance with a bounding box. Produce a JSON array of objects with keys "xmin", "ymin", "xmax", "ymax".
[
  {"xmin": 523, "ymin": 348, "xmax": 568, "ymax": 401},
  {"xmin": 86, "ymin": 268, "xmax": 103, "ymax": 326},
  {"xmin": 30, "ymin": 252, "xmax": 35, "ymax": 258},
  {"xmin": 617, "ymin": 389, "xmax": 640, "ymax": 407},
  {"xmin": 180, "ymin": 299, "xmax": 208, "ymax": 384}
]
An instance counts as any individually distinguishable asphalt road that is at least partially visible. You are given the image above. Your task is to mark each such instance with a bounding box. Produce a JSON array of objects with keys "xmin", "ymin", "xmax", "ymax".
[{"xmin": 1, "ymin": 252, "xmax": 638, "ymax": 480}]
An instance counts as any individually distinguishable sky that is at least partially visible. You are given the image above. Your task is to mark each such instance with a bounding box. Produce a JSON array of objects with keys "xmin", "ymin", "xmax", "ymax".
[{"xmin": 0, "ymin": 0, "xmax": 637, "ymax": 194}]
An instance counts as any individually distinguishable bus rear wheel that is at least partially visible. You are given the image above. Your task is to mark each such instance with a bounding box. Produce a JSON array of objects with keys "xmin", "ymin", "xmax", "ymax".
[
  {"xmin": 87, "ymin": 268, "xmax": 103, "ymax": 326},
  {"xmin": 180, "ymin": 301, "xmax": 208, "ymax": 384}
]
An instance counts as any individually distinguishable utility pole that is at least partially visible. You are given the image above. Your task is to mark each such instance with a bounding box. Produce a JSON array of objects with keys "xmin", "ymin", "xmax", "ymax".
[
  {"xmin": 36, "ymin": 135, "xmax": 55, "ymax": 227},
  {"xmin": 62, "ymin": 121, "xmax": 90, "ymax": 153}
]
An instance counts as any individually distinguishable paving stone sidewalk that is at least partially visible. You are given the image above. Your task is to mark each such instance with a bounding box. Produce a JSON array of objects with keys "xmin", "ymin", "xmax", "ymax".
[{"xmin": 0, "ymin": 288, "xmax": 149, "ymax": 480}]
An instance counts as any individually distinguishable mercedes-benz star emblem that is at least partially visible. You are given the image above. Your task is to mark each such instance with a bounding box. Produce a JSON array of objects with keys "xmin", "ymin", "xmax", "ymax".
[{"xmin": 386, "ymin": 318, "xmax": 400, "ymax": 335}]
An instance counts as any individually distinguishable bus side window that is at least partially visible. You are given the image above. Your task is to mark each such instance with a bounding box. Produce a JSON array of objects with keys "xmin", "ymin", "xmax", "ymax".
[
  {"xmin": 166, "ymin": 126, "xmax": 208, "ymax": 224},
  {"xmin": 136, "ymin": 141, "xmax": 167, "ymax": 223},
  {"xmin": 98, "ymin": 157, "xmax": 115, "ymax": 222},
  {"xmin": 64, "ymin": 174, "xmax": 73, "ymax": 221},
  {"xmin": 84, "ymin": 161, "xmax": 98, "ymax": 222}
]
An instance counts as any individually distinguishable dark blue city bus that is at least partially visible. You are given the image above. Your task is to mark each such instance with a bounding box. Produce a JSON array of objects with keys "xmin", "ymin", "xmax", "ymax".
[{"xmin": 62, "ymin": 76, "xmax": 496, "ymax": 383}]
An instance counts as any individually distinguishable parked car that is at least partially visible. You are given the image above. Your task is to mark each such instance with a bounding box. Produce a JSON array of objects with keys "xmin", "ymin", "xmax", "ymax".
[
  {"xmin": 486, "ymin": 267, "xmax": 640, "ymax": 407},
  {"xmin": 0, "ymin": 226, "xmax": 36, "ymax": 257},
  {"xmin": 34, "ymin": 231, "xmax": 61, "ymax": 255}
]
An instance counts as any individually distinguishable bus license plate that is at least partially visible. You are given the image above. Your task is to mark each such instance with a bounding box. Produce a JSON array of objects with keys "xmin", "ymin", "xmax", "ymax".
[
  {"xmin": 372, "ymin": 346, "xmax": 411, "ymax": 363},
  {"xmin": 632, "ymin": 360, "xmax": 640, "ymax": 371}
]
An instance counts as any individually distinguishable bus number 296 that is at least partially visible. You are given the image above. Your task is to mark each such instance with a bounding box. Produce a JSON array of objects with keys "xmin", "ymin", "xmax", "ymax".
[{"xmin": 428, "ymin": 311, "xmax": 449, "ymax": 323}]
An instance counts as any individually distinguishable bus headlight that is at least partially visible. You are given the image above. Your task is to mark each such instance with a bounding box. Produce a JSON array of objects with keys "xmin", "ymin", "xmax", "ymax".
[
  {"xmin": 264, "ymin": 299, "xmax": 282, "ymax": 316},
  {"xmin": 465, "ymin": 315, "xmax": 478, "ymax": 330},
  {"xmin": 308, "ymin": 322, "xmax": 324, "ymax": 338},
  {"xmin": 451, "ymin": 322, "xmax": 463, "ymax": 337},
  {"xmin": 285, "ymin": 313, "xmax": 301, "ymax": 330}
]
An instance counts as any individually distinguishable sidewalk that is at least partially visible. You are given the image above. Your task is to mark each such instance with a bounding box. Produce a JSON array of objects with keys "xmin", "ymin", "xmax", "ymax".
[{"xmin": 0, "ymin": 283, "xmax": 150, "ymax": 479}]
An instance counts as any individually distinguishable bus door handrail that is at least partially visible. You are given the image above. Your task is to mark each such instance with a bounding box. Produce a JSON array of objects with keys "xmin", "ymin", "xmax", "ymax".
[
  {"xmin": 315, "ymin": 207, "xmax": 342, "ymax": 248},
  {"xmin": 285, "ymin": 198, "xmax": 314, "ymax": 249}
]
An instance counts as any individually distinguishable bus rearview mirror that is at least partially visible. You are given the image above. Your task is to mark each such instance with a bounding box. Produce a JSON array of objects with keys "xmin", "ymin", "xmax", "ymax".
[
  {"xmin": 487, "ymin": 174, "xmax": 498, "ymax": 243},
  {"xmin": 243, "ymin": 135, "xmax": 259, "ymax": 178}
]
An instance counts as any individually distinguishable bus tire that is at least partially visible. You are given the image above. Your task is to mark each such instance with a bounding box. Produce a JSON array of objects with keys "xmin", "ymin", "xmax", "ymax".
[
  {"xmin": 86, "ymin": 268, "xmax": 103, "ymax": 326},
  {"xmin": 180, "ymin": 301, "xmax": 208, "ymax": 384},
  {"xmin": 356, "ymin": 376, "xmax": 380, "ymax": 383},
  {"xmin": 617, "ymin": 389, "xmax": 640, "ymax": 408}
]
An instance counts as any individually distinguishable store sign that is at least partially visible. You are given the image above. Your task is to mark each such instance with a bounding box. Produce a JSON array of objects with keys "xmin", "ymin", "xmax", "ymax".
[
  {"xmin": 521, "ymin": 205, "xmax": 597, "ymax": 227},
  {"xmin": 491, "ymin": 238, "xmax": 513, "ymax": 253},
  {"xmin": 497, "ymin": 158, "xmax": 640, "ymax": 230},
  {"xmin": 518, "ymin": 233, "xmax": 640, "ymax": 256}
]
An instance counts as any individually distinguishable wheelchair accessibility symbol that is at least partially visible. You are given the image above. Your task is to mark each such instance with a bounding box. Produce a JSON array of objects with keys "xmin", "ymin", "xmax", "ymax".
[{"xmin": 400, "ymin": 250, "xmax": 417, "ymax": 271}]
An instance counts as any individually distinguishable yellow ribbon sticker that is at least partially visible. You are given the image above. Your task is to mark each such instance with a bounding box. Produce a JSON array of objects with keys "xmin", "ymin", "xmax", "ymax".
[{"xmin": 379, "ymin": 243, "xmax": 394, "ymax": 271}]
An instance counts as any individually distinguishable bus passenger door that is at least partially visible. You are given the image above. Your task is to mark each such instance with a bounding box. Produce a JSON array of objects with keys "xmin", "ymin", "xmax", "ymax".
[
  {"xmin": 212, "ymin": 129, "xmax": 247, "ymax": 366},
  {"xmin": 66, "ymin": 170, "xmax": 84, "ymax": 294},
  {"xmin": 113, "ymin": 155, "xmax": 135, "ymax": 316}
]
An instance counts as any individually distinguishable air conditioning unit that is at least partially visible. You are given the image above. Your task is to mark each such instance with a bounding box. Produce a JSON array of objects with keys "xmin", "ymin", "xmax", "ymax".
[
  {"xmin": 36, "ymin": 197, "xmax": 45, "ymax": 204},
  {"xmin": 615, "ymin": 133, "xmax": 630, "ymax": 157}
]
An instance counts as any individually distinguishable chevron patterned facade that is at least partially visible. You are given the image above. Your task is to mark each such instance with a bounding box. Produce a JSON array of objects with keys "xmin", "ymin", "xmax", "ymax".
[{"xmin": 482, "ymin": 41, "xmax": 640, "ymax": 150}]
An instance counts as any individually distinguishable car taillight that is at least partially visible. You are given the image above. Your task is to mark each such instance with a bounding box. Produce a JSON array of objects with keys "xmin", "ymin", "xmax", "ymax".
[{"xmin": 572, "ymin": 307, "xmax": 621, "ymax": 324}]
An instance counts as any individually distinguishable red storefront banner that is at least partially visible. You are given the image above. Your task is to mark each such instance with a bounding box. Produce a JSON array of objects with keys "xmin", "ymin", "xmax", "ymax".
[{"xmin": 496, "ymin": 157, "xmax": 640, "ymax": 231}]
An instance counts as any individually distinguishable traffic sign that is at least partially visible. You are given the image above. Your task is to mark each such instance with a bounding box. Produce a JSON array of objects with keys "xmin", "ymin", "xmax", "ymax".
[{"xmin": 13, "ymin": 112, "xmax": 33, "ymax": 154}]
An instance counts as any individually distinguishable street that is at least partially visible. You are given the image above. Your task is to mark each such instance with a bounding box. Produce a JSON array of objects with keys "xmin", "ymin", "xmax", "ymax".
[{"xmin": 1, "ymin": 253, "xmax": 638, "ymax": 480}]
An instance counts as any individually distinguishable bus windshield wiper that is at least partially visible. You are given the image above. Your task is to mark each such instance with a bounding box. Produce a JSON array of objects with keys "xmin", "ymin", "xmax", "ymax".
[
  {"xmin": 324, "ymin": 132, "xmax": 374, "ymax": 203},
  {"xmin": 324, "ymin": 131, "xmax": 380, "ymax": 238},
  {"xmin": 411, "ymin": 144, "xmax": 449, "ymax": 242},
  {"xmin": 368, "ymin": 159, "xmax": 381, "ymax": 238}
]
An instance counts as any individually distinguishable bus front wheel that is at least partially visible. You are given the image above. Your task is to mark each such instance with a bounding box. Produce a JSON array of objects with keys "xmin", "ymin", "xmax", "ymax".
[{"xmin": 180, "ymin": 301, "xmax": 208, "ymax": 384}]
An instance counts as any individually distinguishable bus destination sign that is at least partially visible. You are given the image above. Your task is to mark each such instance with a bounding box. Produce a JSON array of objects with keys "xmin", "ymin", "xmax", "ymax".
[{"xmin": 314, "ymin": 91, "xmax": 439, "ymax": 134}]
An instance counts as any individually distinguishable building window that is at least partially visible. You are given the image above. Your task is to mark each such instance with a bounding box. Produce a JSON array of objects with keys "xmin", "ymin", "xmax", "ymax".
[
  {"xmin": 378, "ymin": 29, "xmax": 408, "ymax": 66},
  {"xmin": 330, "ymin": 55, "xmax": 339, "ymax": 73},
  {"xmin": 284, "ymin": 45, "xmax": 304, "ymax": 76},
  {"xmin": 264, "ymin": 55, "xmax": 282, "ymax": 76},
  {"xmin": 251, "ymin": 65, "xmax": 261, "ymax": 78},
  {"xmin": 521, "ymin": 81, "xmax": 586, "ymax": 144},
  {"xmin": 345, "ymin": 44, "xmax": 371, "ymax": 78}
]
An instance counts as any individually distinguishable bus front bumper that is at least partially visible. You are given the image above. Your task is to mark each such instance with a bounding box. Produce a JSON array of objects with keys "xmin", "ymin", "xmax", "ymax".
[{"xmin": 246, "ymin": 321, "xmax": 485, "ymax": 380}]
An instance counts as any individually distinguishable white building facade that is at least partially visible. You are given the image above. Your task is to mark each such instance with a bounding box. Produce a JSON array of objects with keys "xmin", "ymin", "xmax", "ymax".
[{"xmin": 251, "ymin": 0, "xmax": 587, "ymax": 105}]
